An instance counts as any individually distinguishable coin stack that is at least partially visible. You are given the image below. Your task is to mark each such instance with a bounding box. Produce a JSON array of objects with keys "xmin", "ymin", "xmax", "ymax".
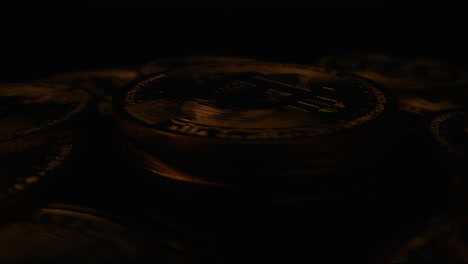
[{"xmin": 113, "ymin": 60, "xmax": 399, "ymax": 261}]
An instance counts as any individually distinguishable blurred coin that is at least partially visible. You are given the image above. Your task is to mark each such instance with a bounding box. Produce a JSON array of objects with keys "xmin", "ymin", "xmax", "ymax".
[
  {"xmin": 0, "ymin": 83, "xmax": 90, "ymax": 155},
  {"xmin": 38, "ymin": 68, "xmax": 139, "ymax": 116},
  {"xmin": 139, "ymin": 55, "xmax": 260, "ymax": 76},
  {"xmin": 0, "ymin": 203, "xmax": 160, "ymax": 263},
  {"xmin": 115, "ymin": 62, "xmax": 397, "ymax": 159}
]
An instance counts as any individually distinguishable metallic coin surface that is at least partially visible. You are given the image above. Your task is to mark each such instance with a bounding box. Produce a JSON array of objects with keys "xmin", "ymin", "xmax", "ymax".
[
  {"xmin": 38, "ymin": 68, "xmax": 138, "ymax": 115},
  {"xmin": 139, "ymin": 55, "xmax": 260, "ymax": 76},
  {"xmin": 0, "ymin": 83, "xmax": 90, "ymax": 154},
  {"xmin": 0, "ymin": 204, "xmax": 158, "ymax": 263},
  {"xmin": 115, "ymin": 62, "xmax": 396, "ymax": 156}
]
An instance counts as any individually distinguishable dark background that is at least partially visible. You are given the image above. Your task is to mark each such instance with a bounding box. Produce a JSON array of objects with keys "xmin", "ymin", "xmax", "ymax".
[
  {"xmin": 2, "ymin": 8, "xmax": 467, "ymax": 83},
  {"xmin": 0, "ymin": 8, "xmax": 465, "ymax": 262}
]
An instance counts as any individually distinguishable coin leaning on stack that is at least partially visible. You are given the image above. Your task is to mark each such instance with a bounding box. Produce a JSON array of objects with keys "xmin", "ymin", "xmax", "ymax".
[
  {"xmin": 111, "ymin": 61, "xmax": 401, "ymax": 262},
  {"xmin": 114, "ymin": 61, "xmax": 399, "ymax": 203}
]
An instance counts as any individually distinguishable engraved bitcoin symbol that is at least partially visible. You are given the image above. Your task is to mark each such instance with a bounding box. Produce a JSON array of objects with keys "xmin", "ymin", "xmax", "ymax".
[{"xmin": 251, "ymin": 76, "xmax": 346, "ymax": 113}]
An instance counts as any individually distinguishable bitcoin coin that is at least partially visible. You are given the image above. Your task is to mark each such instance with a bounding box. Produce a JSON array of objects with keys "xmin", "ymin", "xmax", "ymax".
[
  {"xmin": 139, "ymin": 55, "xmax": 261, "ymax": 76},
  {"xmin": 0, "ymin": 203, "xmax": 160, "ymax": 263},
  {"xmin": 0, "ymin": 83, "xmax": 91, "ymax": 155},
  {"xmin": 38, "ymin": 68, "xmax": 139, "ymax": 116},
  {"xmin": 114, "ymin": 62, "xmax": 397, "ymax": 203},
  {"xmin": 115, "ymin": 62, "xmax": 397, "ymax": 159}
]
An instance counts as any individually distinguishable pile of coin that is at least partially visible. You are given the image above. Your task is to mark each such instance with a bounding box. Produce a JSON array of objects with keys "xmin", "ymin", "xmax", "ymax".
[
  {"xmin": 0, "ymin": 53, "xmax": 466, "ymax": 263},
  {"xmin": 111, "ymin": 59, "xmax": 403, "ymax": 261}
]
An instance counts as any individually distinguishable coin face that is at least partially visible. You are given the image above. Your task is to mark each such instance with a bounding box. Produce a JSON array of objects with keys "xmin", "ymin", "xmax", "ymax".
[
  {"xmin": 38, "ymin": 69, "xmax": 138, "ymax": 115},
  {"xmin": 318, "ymin": 52, "xmax": 468, "ymax": 92},
  {"xmin": 117, "ymin": 62, "xmax": 393, "ymax": 154},
  {"xmin": 139, "ymin": 55, "xmax": 260, "ymax": 76},
  {"xmin": 0, "ymin": 204, "xmax": 157, "ymax": 262},
  {"xmin": 0, "ymin": 83, "xmax": 90, "ymax": 152}
]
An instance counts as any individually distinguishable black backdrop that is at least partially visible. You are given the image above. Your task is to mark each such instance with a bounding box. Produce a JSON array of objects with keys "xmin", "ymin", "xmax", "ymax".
[
  {"xmin": 0, "ymin": 8, "xmax": 466, "ymax": 262},
  {"xmin": 2, "ymin": 8, "xmax": 467, "ymax": 83}
]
